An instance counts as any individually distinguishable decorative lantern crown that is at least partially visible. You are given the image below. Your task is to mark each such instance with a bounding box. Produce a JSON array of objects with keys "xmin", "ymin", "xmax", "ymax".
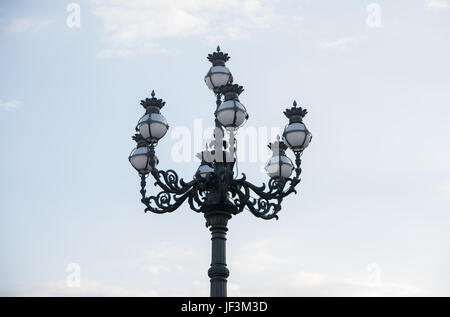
[
  {"xmin": 207, "ymin": 46, "xmax": 230, "ymax": 66},
  {"xmin": 283, "ymin": 100, "xmax": 308, "ymax": 123},
  {"xmin": 268, "ymin": 137, "xmax": 288, "ymax": 155},
  {"xmin": 221, "ymin": 84, "xmax": 244, "ymax": 100},
  {"xmin": 140, "ymin": 90, "xmax": 166, "ymax": 113},
  {"xmin": 132, "ymin": 133, "xmax": 148, "ymax": 147}
]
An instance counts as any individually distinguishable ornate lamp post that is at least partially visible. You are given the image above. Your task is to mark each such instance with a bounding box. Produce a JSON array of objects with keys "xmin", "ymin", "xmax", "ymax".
[{"xmin": 129, "ymin": 47, "xmax": 312, "ymax": 297}]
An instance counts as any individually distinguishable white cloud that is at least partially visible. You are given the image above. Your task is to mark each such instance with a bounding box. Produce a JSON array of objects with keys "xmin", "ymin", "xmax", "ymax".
[
  {"xmin": 1, "ymin": 238, "xmax": 425, "ymax": 297},
  {"xmin": 91, "ymin": 0, "xmax": 302, "ymax": 58},
  {"xmin": 319, "ymin": 36, "xmax": 358, "ymax": 50},
  {"xmin": 0, "ymin": 99, "xmax": 20, "ymax": 111},
  {"xmin": 4, "ymin": 18, "xmax": 53, "ymax": 34},
  {"xmin": 440, "ymin": 180, "xmax": 450, "ymax": 195},
  {"xmin": 2, "ymin": 280, "xmax": 157, "ymax": 297},
  {"xmin": 147, "ymin": 264, "xmax": 171, "ymax": 274},
  {"xmin": 127, "ymin": 242, "xmax": 198, "ymax": 276},
  {"xmin": 227, "ymin": 239, "xmax": 423, "ymax": 296},
  {"xmin": 229, "ymin": 239, "xmax": 285, "ymax": 275},
  {"xmin": 286, "ymin": 272, "xmax": 422, "ymax": 297},
  {"xmin": 292, "ymin": 271, "xmax": 326, "ymax": 286},
  {"xmin": 425, "ymin": 0, "xmax": 450, "ymax": 9},
  {"xmin": 29, "ymin": 239, "xmax": 421, "ymax": 297}
]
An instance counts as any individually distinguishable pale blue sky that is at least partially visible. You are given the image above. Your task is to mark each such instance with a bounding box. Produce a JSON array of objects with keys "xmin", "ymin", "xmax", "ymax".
[{"xmin": 1, "ymin": 0, "xmax": 449, "ymax": 296}]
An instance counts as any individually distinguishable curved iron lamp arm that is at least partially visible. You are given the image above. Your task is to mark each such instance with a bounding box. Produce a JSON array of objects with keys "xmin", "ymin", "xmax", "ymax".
[
  {"xmin": 139, "ymin": 169, "xmax": 206, "ymax": 214},
  {"xmin": 231, "ymin": 154, "xmax": 302, "ymax": 220},
  {"xmin": 139, "ymin": 151, "xmax": 303, "ymax": 219}
]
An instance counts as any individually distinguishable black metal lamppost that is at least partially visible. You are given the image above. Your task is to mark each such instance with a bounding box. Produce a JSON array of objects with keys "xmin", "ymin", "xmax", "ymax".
[{"xmin": 129, "ymin": 47, "xmax": 312, "ymax": 297}]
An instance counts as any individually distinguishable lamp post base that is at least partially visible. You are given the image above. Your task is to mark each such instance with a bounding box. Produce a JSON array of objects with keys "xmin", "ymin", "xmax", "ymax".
[{"xmin": 205, "ymin": 209, "xmax": 232, "ymax": 297}]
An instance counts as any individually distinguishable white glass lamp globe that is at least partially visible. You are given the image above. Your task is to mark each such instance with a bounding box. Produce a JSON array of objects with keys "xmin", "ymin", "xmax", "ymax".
[
  {"xmin": 283, "ymin": 122, "xmax": 312, "ymax": 151},
  {"xmin": 265, "ymin": 139, "xmax": 293, "ymax": 179},
  {"xmin": 195, "ymin": 150, "xmax": 215, "ymax": 178},
  {"xmin": 137, "ymin": 113, "xmax": 168, "ymax": 143},
  {"xmin": 282, "ymin": 100, "xmax": 312, "ymax": 152},
  {"xmin": 137, "ymin": 90, "xmax": 169, "ymax": 144},
  {"xmin": 215, "ymin": 84, "xmax": 248, "ymax": 129},
  {"xmin": 265, "ymin": 155, "xmax": 293, "ymax": 178},
  {"xmin": 205, "ymin": 66, "xmax": 232, "ymax": 90},
  {"xmin": 129, "ymin": 145, "xmax": 158, "ymax": 174},
  {"xmin": 216, "ymin": 99, "xmax": 247, "ymax": 128},
  {"xmin": 205, "ymin": 46, "xmax": 233, "ymax": 91}
]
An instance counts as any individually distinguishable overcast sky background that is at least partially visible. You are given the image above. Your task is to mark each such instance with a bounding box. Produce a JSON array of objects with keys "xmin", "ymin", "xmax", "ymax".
[{"xmin": 1, "ymin": 0, "xmax": 449, "ymax": 296}]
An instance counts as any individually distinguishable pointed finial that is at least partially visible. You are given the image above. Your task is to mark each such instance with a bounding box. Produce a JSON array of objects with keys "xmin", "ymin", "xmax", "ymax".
[
  {"xmin": 276, "ymin": 134, "xmax": 281, "ymax": 141},
  {"xmin": 140, "ymin": 90, "xmax": 165, "ymax": 110},
  {"xmin": 283, "ymin": 100, "xmax": 307, "ymax": 122},
  {"xmin": 207, "ymin": 46, "xmax": 230, "ymax": 64}
]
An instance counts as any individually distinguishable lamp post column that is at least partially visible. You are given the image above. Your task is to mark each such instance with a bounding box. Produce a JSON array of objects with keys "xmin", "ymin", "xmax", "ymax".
[{"xmin": 205, "ymin": 210, "xmax": 232, "ymax": 297}]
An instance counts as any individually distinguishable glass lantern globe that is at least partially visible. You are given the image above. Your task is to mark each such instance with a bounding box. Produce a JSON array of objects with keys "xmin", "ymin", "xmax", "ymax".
[
  {"xmin": 205, "ymin": 66, "xmax": 232, "ymax": 90},
  {"xmin": 216, "ymin": 99, "xmax": 247, "ymax": 128},
  {"xmin": 137, "ymin": 90, "xmax": 169, "ymax": 144},
  {"xmin": 265, "ymin": 139, "xmax": 293, "ymax": 179},
  {"xmin": 215, "ymin": 84, "xmax": 248, "ymax": 129},
  {"xmin": 205, "ymin": 46, "xmax": 233, "ymax": 91},
  {"xmin": 265, "ymin": 155, "xmax": 293, "ymax": 178},
  {"xmin": 137, "ymin": 113, "xmax": 169, "ymax": 143},
  {"xmin": 195, "ymin": 150, "xmax": 215, "ymax": 178},
  {"xmin": 283, "ymin": 122, "xmax": 312, "ymax": 152},
  {"xmin": 129, "ymin": 145, "xmax": 158, "ymax": 174},
  {"xmin": 282, "ymin": 100, "xmax": 312, "ymax": 152}
]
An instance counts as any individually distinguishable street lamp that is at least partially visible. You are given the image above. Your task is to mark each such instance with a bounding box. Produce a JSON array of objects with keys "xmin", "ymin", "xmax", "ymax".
[{"xmin": 129, "ymin": 47, "xmax": 312, "ymax": 297}]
